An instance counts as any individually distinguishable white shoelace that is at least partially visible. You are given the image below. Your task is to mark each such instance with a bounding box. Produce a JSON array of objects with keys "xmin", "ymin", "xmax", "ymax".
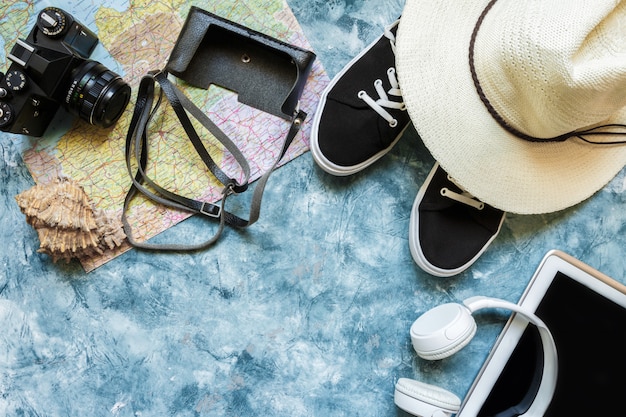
[
  {"xmin": 441, "ymin": 174, "xmax": 485, "ymax": 210},
  {"xmin": 357, "ymin": 25, "xmax": 407, "ymax": 128}
]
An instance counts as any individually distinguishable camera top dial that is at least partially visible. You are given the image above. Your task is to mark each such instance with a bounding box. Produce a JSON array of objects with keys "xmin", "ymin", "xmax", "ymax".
[
  {"xmin": 0, "ymin": 102, "xmax": 14, "ymax": 128},
  {"xmin": 36, "ymin": 7, "xmax": 70, "ymax": 38},
  {"xmin": 5, "ymin": 70, "xmax": 27, "ymax": 92}
]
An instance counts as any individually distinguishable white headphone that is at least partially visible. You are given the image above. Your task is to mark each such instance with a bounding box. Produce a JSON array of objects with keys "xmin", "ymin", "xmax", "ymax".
[{"xmin": 394, "ymin": 296, "xmax": 558, "ymax": 417}]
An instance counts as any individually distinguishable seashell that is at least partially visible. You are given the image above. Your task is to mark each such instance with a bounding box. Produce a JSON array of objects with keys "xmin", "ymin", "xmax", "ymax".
[{"xmin": 15, "ymin": 178, "xmax": 126, "ymax": 263}]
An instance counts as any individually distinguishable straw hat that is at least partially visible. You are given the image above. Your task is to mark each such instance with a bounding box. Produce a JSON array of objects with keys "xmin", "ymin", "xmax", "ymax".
[{"xmin": 395, "ymin": 0, "xmax": 626, "ymax": 214}]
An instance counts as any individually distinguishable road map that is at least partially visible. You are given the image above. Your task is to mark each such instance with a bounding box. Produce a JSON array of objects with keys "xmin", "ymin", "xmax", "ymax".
[{"xmin": 1, "ymin": 0, "xmax": 328, "ymax": 271}]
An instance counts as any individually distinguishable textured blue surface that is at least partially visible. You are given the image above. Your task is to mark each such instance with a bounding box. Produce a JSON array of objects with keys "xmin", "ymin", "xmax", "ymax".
[{"xmin": 2, "ymin": 1, "xmax": 626, "ymax": 416}]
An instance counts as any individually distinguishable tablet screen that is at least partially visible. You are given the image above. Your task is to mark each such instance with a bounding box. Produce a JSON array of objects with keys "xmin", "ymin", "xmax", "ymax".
[{"xmin": 476, "ymin": 271, "xmax": 626, "ymax": 415}]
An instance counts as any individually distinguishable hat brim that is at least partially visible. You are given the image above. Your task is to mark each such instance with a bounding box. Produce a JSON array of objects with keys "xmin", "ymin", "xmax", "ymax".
[{"xmin": 396, "ymin": 0, "xmax": 626, "ymax": 214}]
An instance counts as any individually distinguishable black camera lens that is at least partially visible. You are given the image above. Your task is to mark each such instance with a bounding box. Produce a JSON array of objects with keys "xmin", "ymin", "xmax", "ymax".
[{"xmin": 66, "ymin": 60, "xmax": 131, "ymax": 128}]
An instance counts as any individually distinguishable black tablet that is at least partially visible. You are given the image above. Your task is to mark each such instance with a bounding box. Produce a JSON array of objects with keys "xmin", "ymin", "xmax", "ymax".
[{"xmin": 458, "ymin": 250, "xmax": 626, "ymax": 416}]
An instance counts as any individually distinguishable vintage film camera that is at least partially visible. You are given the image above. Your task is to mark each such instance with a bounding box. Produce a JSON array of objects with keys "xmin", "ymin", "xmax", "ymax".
[{"xmin": 0, "ymin": 7, "xmax": 131, "ymax": 137}]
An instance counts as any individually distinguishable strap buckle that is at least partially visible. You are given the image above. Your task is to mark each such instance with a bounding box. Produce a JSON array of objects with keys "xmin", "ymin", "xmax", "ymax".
[{"xmin": 199, "ymin": 201, "xmax": 221, "ymax": 218}]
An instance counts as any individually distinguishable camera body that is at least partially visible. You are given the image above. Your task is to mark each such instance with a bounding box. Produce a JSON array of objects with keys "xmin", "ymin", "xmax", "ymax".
[{"xmin": 0, "ymin": 7, "xmax": 131, "ymax": 137}]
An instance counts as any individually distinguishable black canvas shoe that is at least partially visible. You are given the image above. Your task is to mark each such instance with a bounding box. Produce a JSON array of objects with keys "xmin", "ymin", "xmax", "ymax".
[
  {"xmin": 410, "ymin": 163, "xmax": 506, "ymax": 277},
  {"xmin": 310, "ymin": 20, "xmax": 411, "ymax": 176}
]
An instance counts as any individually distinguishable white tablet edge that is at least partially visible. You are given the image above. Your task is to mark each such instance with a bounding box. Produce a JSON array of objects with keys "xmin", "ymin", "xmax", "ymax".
[{"xmin": 457, "ymin": 249, "xmax": 626, "ymax": 416}]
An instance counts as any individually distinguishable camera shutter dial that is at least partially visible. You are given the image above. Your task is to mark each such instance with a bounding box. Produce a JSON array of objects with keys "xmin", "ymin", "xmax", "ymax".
[
  {"xmin": 5, "ymin": 70, "xmax": 27, "ymax": 92},
  {"xmin": 0, "ymin": 102, "xmax": 14, "ymax": 128},
  {"xmin": 37, "ymin": 7, "xmax": 69, "ymax": 37}
]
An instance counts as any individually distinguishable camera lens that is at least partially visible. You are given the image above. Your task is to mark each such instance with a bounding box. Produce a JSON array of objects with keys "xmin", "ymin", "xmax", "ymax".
[{"xmin": 66, "ymin": 60, "xmax": 131, "ymax": 128}]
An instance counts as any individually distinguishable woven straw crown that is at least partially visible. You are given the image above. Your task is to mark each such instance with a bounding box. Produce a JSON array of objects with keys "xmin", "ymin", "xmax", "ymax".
[{"xmin": 396, "ymin": 0, "xmax": 626, "ymax": 214}]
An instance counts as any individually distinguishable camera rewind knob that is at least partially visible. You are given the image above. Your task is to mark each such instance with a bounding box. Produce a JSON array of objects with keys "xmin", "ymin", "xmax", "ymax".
[{"xmin": 37, "ymin": 7, "xmax": 69, "ymax": 37}]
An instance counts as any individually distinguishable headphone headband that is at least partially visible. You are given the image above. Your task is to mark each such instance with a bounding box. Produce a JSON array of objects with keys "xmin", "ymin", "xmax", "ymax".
[{"xmin": 462, "ymin": 296, "xmax": 557, "ymax": 416}]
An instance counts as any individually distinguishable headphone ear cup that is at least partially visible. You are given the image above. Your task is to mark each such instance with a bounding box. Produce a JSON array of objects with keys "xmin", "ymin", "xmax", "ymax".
[
  {"xmin": 394, "ymin": 378, "xmax": 461, "ymax": 417},
  {"xmin": 410, "ymin": 303, "xmax": 477, "ymax": 360}
]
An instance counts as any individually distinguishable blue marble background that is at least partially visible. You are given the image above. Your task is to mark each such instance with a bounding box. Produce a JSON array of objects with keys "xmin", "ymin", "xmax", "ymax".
[{"xmin": 2, "ymin": 0, "xmax": 626, "ymax": 416}]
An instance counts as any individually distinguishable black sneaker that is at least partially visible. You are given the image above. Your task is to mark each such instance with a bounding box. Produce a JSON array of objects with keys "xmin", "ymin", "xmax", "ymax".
[
  {"xmin": 410, "ymin": 163, "xmax": 506, "ymax": 277},
  {"xmin": 310, "ymin": 20, "xmax": 411, "ymax": 176}
]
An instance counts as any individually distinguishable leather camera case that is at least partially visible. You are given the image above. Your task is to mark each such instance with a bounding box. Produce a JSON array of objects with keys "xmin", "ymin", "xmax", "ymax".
[{"xmin": 166, "ymin": 6, "xmax": 316, "ymax": 120}]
